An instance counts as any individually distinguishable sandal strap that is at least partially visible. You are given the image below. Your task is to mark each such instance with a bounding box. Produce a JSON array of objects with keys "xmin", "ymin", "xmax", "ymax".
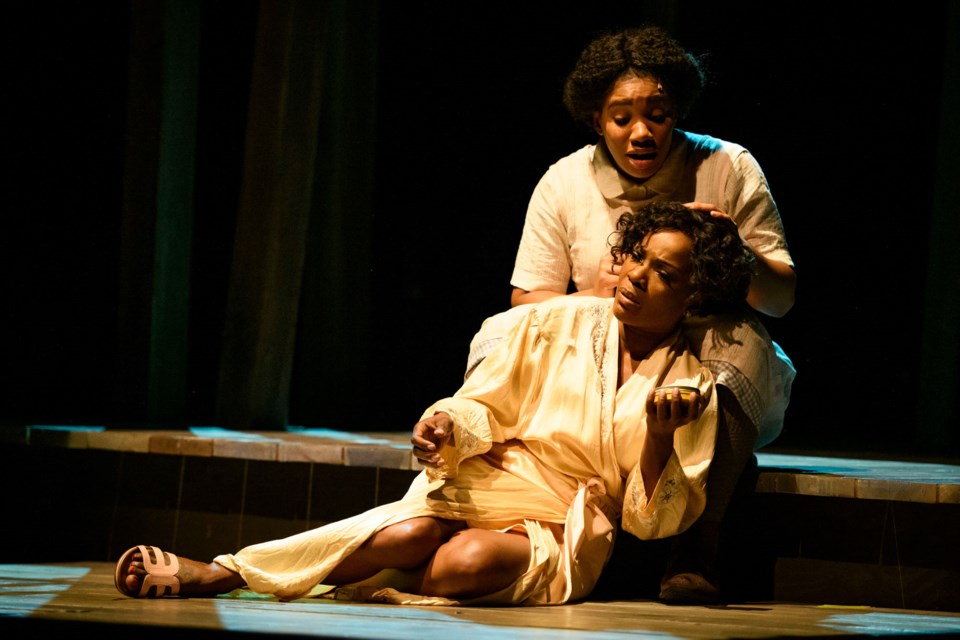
[{"xmin": 137, "ymin": 545, "xmax": 180, "ymax": 597}]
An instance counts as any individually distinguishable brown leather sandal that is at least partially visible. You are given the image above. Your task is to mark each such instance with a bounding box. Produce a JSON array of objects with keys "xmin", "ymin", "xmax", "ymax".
[{"xmin": 115, "ymin": 545, "xmax": 181, "ymax": 598}]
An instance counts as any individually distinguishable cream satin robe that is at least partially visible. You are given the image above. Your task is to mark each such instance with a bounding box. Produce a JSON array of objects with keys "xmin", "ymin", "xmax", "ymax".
[{"xmin": 215, "ymin": 297, "xmax": 718, "ymax": 605}]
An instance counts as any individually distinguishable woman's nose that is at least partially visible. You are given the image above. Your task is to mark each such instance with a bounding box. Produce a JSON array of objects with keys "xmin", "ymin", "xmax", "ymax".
[
  {"xmin": 626, "ymin": 263, "xmax": 648, "ymax": 289},
  {"xmin": 630, "ymin": 120, "xmax": 651, "ymax": 141}
]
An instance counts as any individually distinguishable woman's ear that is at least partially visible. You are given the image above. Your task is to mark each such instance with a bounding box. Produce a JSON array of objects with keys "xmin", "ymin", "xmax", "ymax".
[{"xmin": 593, "ymin": 113, "xmax": 603, "ymax": 137}]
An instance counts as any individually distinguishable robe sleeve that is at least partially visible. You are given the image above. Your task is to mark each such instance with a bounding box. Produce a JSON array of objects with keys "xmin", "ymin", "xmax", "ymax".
[
  {"xmin": 620, "ymin": 371, "xmax": 718, "ymax": 540},
  {"xmin": 420, "ymin": 304, "xmax": 549, "ymax": 480}
]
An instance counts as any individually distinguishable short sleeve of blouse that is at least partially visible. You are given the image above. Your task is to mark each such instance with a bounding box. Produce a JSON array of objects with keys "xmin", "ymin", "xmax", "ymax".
[{"xmin": 510, "ymin": 167, "xmax": 573, "ymax": 293}]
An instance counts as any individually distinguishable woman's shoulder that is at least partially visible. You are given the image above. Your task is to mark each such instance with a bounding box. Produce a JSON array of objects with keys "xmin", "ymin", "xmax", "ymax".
[
  {"xmin": 676, "ymin": 129, "xmax": 748, "ymax": 157},
  {"xmin": 531, "ymin": 144, "xmax": 603, "ymax": 205},
  {"xmin": 545, "ymin": 143, "xmax": 597, "ymax": 174},
  {"xmin": 675, "ymin": 129, "xmax": 764, "ymax": 177},
  {"xmin": 533, "ymin": 296, "xmax": 613, "ymax": 331}
]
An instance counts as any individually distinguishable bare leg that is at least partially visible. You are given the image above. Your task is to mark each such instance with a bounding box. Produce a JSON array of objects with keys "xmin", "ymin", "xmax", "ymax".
[
  {"xmin": 325, "ymin": 517, "xmax": 466, "ymax": 585},
  {"xmin": 417, "ymin": 528, "xmax": 531, "ymax": 599},
  {"xmin": 121, "ymin": 517, "xmax": 466, "ymax": 597}
]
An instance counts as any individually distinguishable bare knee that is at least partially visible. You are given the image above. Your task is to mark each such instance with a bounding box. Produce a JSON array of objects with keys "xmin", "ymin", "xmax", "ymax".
[
  {"xmin": 367, "ymin": 517, "xmax": 463, "ymax": 569},
  {"xmin": 423, "ymin": 530, "xmax": 530, "ymax": 598}
]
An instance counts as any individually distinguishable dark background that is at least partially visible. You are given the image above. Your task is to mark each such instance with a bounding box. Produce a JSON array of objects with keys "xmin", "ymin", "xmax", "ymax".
[{"xmin": 4, "ymin": 0, "xmax": 958, "ymax": 457}]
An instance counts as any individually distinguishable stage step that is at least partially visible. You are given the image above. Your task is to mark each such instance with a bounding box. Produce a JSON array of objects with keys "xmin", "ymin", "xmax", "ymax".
[{"xmin": 2, "ymin": 425, "xmax": 958, "ymax": 611}]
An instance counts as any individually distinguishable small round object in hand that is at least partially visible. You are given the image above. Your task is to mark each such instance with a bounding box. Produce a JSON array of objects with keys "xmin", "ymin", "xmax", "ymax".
[{"xmin": 653, "ymin": 385, "xmax": 699, "ymax": 403}]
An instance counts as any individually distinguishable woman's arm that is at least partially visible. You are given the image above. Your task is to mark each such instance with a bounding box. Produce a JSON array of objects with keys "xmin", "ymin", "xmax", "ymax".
[
  {"xmin": 511, "ymin": 253, "xmax": 622, "ymax": 307},
  {"xmin": 421, "ymin": 305, "xmax": 550, "ymax": 477},
  {"xmin": 745, "ymin": 252, "xmax": 796, "ymax": 318},
  {"xmin": 639, "ymin": 387, "xmax": 702, "ymax": 500},
  {"xmin": 639, "ymin": 430, "xmax": 676, "ymax": 501},
  {"xmin": 685, "ymin": 202, "xmax": 796, "ymax": 318},
  {"xmin": 510, "ymin": 287, "xmax": 564, "ymax": 307},
  {"xmin": 411, "ymin": 411, "xmax": 454, "ymax": 469}
]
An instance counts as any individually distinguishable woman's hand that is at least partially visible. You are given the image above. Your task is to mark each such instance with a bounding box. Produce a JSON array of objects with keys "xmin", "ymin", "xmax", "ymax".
[
  {"xmin": 684, "ymin": 201, "xmax": 736, "ymax": 227},
  {"xmin": 684, "ymin": 201, "xmax": 796, "ymax": 317},
  {"xmin": 645, "ymin": 387, "xmax": 702, "ymax": 438},
  {"xmin": 512, "ymin": 253, "xmax": 621, "ymax": 305},
  {"xmin": 411, "ymin": 412, "xmax": 454, "ymax": 468},
  {"xmin": 639, "ymin": 387, "xmax": 702, "ymax": 499},
  {"xmin": 591, "ymin": 252, "xmax": 621, "ymax": 298}
]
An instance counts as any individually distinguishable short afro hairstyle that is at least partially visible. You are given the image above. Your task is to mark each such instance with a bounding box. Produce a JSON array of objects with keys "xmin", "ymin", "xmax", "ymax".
[{"xmin": 563, "ymin": 26, "xmax": 706, "ymax": 130}]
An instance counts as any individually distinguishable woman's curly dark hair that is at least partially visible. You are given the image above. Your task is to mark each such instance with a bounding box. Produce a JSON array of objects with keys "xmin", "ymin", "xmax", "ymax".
[
  {"xmin": 611, "ymin": 202, "xmax": 756, "ymax": 316},
  {"xmin": 562, "ymin": 25, "xmax": 706, "ymax": 130}
]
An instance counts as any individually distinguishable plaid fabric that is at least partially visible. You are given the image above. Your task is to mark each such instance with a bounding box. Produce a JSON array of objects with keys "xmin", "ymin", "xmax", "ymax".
[
  {"xmin": 702, "ymin": 359, "xmax": 763, "ymax": 431},
  {"xmin": 465, "ymin": 337, "xmax": 502, "ymax": 379}
]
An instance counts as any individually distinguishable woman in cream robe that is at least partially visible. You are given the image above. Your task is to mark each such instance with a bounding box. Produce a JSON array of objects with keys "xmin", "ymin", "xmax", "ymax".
[
  {"xmin": 117, "ymin": 203, "xmax": 756, "ymax": 606},
  {"xmin": 216, "ymin": 296, "xmax": 716, "ymax": 605}
]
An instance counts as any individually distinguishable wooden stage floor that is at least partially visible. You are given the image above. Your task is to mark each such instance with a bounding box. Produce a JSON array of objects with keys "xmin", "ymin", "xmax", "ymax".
[{"xmin": 3, "ymin": 562, "xmax": 960, "ymax": 639}]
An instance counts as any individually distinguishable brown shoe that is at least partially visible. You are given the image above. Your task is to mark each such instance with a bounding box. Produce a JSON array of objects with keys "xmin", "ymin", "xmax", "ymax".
[
  {"xmin": 115, "ymin": 545, "xmax": 181, "ymax": 598},
  {"xmin": 659, "ymin": 571, "xmax": 721, "ymax": 605}
]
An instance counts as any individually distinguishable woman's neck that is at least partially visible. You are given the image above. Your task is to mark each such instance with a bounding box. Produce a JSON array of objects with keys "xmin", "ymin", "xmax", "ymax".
[
  {"xmin": 618, "ymin": 323, "xmax": 670, "ymax": 362},
  {"xmin": 618, "ymin": 323, "xmax": 671, "ymax": 388}
]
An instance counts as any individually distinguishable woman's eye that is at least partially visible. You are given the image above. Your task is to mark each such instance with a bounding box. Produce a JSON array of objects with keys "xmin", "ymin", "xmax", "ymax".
[
  {"xmin": 613, "ymin": 116, "xmax": 630, "ymax": 126},
  {"xmin": 657, "ymin": 270, "xmax": 673, "ymax": 284},
  {"xmin": 647, "ymin": 113, "xmax": 667, "ymax": 124}
]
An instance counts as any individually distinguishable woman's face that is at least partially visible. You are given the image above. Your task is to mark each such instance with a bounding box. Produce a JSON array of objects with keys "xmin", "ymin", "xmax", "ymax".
[
  {"xmin": 594, "ymin": 74, "xmax": 676, "ymax": 181},
  {"xmin": 612, "ymin": 230, "xmax": 698, "ymax": 334}
]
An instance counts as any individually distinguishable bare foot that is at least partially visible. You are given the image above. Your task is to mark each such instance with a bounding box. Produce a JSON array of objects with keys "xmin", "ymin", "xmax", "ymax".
[{"xmin": 121, "ymin": 548, "xmax": 246, "ymax": 597}]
